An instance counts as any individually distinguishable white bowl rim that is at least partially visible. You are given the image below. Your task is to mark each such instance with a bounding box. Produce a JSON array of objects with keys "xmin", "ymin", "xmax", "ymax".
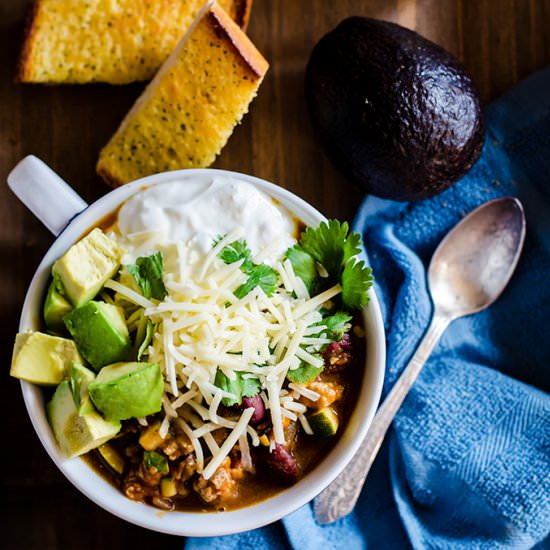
[{"xmin": 18, "ymin": 167, "xmax": 385, "ymax": 536}]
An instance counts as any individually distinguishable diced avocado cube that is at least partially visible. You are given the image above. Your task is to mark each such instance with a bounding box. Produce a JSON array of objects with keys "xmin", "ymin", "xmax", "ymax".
[
  {"xmin": 307, "ymin": 407, "xmax": 339, "ymax": 437},
  {"xmin": 69, "ymin": 362, "xmax": 96, "ymax": 415},
  {"xmin": 52, "ymin": 228, "xmax": 123, "ymax": 307},
  {"xmin": 89, "ymin": 362, "xmax": 163, "ymax": 420},
  {"xmin": 43, "ymin": 279, "xmax": 72, "ymax": 332},
  {"xmin": 10, "ymin": 331, "xmax": 82, "ymax": 385},
  {"xmin": 47, "ymin": 380, "xmax": 120, "ymax": 457},
  {"xmin": 64, "ymin": 301, "xmax": 131, "ymax": 371}
]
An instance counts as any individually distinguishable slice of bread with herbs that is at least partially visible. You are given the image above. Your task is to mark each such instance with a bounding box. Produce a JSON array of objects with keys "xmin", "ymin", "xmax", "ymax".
[
  {"xmin": 17, "ymin": 0, "xmax": 253, "ymax": 84},
  {"xmin": 96, "ymin": 2, "xmax": 268, "ymax": 186}
]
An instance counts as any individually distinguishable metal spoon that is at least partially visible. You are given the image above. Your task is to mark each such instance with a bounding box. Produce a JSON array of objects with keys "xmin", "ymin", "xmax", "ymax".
[{"xmin": 314, "ymin": 197, "xmax": 526, "ymax": 524}]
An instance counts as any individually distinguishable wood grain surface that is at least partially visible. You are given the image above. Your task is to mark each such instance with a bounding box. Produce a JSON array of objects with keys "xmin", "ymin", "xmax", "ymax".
[{"xmin": 1, "ymin": 1, "xmax": 549, "ymax": 548}]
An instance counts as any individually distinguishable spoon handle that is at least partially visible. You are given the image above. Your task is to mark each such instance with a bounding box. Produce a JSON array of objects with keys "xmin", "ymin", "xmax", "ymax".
[{"xmin": 314, "ymin": 312, "xmax": 450, "ymax": 525}]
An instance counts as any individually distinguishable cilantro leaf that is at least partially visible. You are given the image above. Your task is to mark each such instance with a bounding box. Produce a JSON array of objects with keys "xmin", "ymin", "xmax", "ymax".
[
  {"xmin": 295, "ymin": 220, "xmax": 373, "ymax": 310},
  {"xmin": 242, "ymin": 376, "xmax": 261, "ymax": 398},
  {"xmin": 285, "ymin": 246, "xmax": 317, "ymax": 293},
  {"xmin": 300, "ymin": 220, "xmax": 360, "ymax": 275},
  {"xmin": 309, "ymin": 311, "xmax": 352, "ymax": 341},
  {"xmin": 286, "ymin": 359, "xmax": 324, "ymax": 384},
  {"xmin": 127, "ymin": 252, "xmax": 167, "ymax": 300},
  {"xmin": 215, "ymin": 370, "xmax": 242, "ymax": 406},
  {"xmin": 213, "ymin": 235, "xmax": 278, "ymax": 299},
  {"xmin": 218, "ymin": 239, "xmax": 253, "ymax": 272},
  {"xmin": 143, "ymin": 451, "xmax": 169, "ymax": 474},
  {"xmin": 234, "ymin": 264, "xmax": 278, "ymax": 299},
  {"xmin": 343, "ymin": 230, "xmax": 362, "ymax": 266},
  {"xmin": 215, "ymin": 370, "xmax": 261, "ymax": 406},
  {"xmin": 323, "ymin": 311, "xmax": 353, "ymax": 341},
  {"xmin": 341, "ymin": 259, "xmax": 373, "ymax": 309}
]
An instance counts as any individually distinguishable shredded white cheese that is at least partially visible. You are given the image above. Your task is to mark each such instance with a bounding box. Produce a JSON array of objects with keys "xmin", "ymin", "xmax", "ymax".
[
  {"xmin": 159, "ymin": 415, "xmax": 171, "ymax": 438},
  {"xmin": 292, "ymin": 284, "xmax": 342, "ymax": 320},
  {"xmin": 288, "ymin": 382, "xmax": 321, "ymax": 401},
  {"xmin": 110, "ymin": 224, "xmax": 346, "ymax": 479},
  {"xmin": 203, "ymin": 432, "xmax": 220, "ymax": 457},
  {"xmin": 281, "ymin": 408, "xmax": 298, "ymax": 421},
  {"xmin": 201, "ymin": 408, "xmax": 254, "ymax": 480},
  {"xmin": 104, "ymin": 279, "xmax": 155, "ymax": 309},
  {"xmin": 176, "ymin": 417, "xmax": 204, "ymax": 472},
  {"xmin": 239, "ymin": 432, "xmax": 253, "ymax": 471},
  {"xmin": 299, "ymin": 413, "xmax": 314, "ymax": 435}
]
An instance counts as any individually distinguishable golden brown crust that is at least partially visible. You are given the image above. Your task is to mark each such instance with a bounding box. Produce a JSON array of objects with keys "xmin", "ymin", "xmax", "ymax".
[
  {"xmin": 96, "ymin": 163, "xmax": 123, "ymax": 189},
  {"xmin": 208, "ymin": 3, "xmax": 268, "ymax": 79},
  {"xmin": 232, "ymin": 0, "xmax": 253, "ymax": 31},
  {"xmin": 16, "ymin": 0, "xmax": 42, "ymax": 83},
  {"xmin": 96, "ymin": 2, "xmax": 268, "ymax": 186},
  {"xmin": 14, "ymin": 0, "xmax": 254, "ymax": 85}
]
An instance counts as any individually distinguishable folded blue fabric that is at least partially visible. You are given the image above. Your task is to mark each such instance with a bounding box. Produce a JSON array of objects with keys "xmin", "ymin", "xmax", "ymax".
[{"xmin": 185, "ymin": 68, "xmax": 550, "ymax": 550}]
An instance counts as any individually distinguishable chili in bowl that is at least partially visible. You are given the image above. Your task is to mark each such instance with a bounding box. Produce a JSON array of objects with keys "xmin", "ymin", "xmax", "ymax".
[{"xmin": 8, "ymin": 156, "xmax": 385, "ymax": 535}]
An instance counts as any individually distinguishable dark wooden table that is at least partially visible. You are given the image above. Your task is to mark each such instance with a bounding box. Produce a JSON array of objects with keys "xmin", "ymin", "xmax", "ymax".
[{"xmin": 2, "ymin": 1, "xmax": 549, "ymax": 548}]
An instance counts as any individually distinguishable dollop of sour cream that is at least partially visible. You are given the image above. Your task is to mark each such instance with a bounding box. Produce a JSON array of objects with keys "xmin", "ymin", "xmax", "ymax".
[{"xmin": 117, "ymin": 177, "xmax": 296, "ymax": 263}]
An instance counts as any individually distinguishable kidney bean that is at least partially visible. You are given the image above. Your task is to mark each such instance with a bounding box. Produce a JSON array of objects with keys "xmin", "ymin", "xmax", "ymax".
[
  {"xmin": 324, "ymin": 333, "xmax": 353, "ymax": 372},
  {"xmin": 265, "ymin": 444, "xmax": 298, "ymax": 482},
  {"xmin": 242, "ymin": 395, "xmax": 265, "ymax": 424}
]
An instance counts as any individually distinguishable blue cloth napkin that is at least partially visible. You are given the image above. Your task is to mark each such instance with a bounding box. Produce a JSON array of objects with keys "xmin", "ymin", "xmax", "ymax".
[{"xmin": 185, "ymin": 67, "xmax": 550, "ymax": 549}]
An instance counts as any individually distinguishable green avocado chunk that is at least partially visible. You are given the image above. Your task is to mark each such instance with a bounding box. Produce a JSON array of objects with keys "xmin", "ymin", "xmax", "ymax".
[
  {"xmin": 52, "ymin": 228, "xmax": 124, "ymax": 307},
  {"xmin": 64, "ymin": 301, "xmax": 131, "ymax": 371},
  {"xmin": 43, "ymin": 279, "xmax": 72, "ymax": 332},
  {"xmin": 307, "ymin": 407, "xmax": 339, "ymax": 437},
  {"xmin": 89, "ymin": 362, "xmax": 163, "ymax": 420},
  {"xmin": 10, "ymin": 331, "xmax": 82, "ymax": 385},
  {"xmin": 69, "ymin": 362, "xmax": 96, "ymax": 415},
  {"xmin": 47, "ymin": 380, "xmax": 120, "ymax": 457}
]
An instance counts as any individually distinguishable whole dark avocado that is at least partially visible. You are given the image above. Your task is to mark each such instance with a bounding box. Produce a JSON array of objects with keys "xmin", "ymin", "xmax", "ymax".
[{"xmin": 306, "ymin": 17, "xmax": 485, "ymax": 200}]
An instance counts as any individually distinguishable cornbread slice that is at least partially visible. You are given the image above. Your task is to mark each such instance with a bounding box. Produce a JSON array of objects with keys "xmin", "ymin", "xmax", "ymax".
[
  {"xmin": 96, "ymin": 2, "xmax": 269, "ymax": 186},
  {"xmin": 17, "ymin": 0, "xmax": 253, "ymax": 84}
]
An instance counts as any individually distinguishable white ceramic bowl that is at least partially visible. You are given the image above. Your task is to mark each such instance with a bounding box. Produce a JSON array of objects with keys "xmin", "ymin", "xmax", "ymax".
[{"xmin": 8, "ymin": 155, "xmax": 385, "ymax": 536}]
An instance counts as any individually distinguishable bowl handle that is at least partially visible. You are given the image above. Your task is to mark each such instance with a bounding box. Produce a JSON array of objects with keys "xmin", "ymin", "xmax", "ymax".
[{"xmin": 7, "ymin": 155, "xmax": 88, "ymax": 236}]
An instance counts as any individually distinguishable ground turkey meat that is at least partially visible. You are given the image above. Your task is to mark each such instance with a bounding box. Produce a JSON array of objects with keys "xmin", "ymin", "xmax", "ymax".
[{"xmin": 193, "ymin": 457, "xmax": 245, "ymax": 506}]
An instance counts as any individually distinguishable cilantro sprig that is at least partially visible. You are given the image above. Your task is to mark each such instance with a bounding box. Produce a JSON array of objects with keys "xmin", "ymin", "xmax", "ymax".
[
  {"xmin": 342, "ymin": 257, "xmax": 374, "ymax": 309},
  {"xmin": 318, "ymin": 311, "xmax": 353, "ymax": 341},
  {"xmin": 216, "ymin": 238, "xmax": 278, "ymax": 298},
  {"xmin": 214, "ymin": 369, "xmax": 261, "ymax": 406},
  {"xmin": 217, "ymin": 239, "xmax": 253, "ymax": 272},
  {"xmin": 286, "ymin": 220, "xmax": 373, "ymax": 309},
  {"xmin": 301, "ymin": 219, "xmax": 362, "ymax": 274},
  {"xmin": 234, "ymin": 264, "xmax": 278, "ymax": 299},
  {"xmin": 127, "ymin": 252, "xmax": 167, "ymax": 301},
  {"xmin": 284, "ymin": 246, "xmax": 317, "ymax": 293},
  {"xmin": 286, "ymin": 360, "xmax": 324, "ymax": 384}
]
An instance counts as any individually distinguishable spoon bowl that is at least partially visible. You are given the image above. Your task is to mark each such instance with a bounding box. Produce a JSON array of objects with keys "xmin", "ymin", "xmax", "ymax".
[{"xmin": 429, "ymin": 198, "xmax": 526, "ymax": 318}]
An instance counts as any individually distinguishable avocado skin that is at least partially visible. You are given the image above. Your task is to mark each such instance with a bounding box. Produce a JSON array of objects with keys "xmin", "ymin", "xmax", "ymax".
[{"xmin": 306, "ymin": 17, "xmax": 485, "ymax": 200}]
